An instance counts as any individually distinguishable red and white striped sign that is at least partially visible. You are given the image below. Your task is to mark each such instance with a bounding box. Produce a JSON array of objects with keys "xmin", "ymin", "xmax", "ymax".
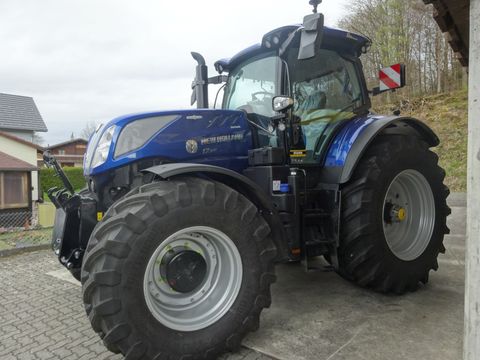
[{"xmin": 379, "ymin": 63, "xmax": 402, "ymax": 91}]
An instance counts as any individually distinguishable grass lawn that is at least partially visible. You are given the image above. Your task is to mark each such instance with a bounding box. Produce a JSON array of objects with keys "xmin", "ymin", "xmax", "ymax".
[
  {"xmin": 0, "ymin": 227, "xmax": 53, "ymax": 251},
  {"xmin": 373, "ymin": 89, "xmax": 467, "ymax": 192}
]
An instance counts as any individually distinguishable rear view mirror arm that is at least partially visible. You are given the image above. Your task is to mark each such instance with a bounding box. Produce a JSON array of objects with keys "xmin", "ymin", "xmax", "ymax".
[
  {"xmin": 208, "ymin": 75, "xmax": 228, "ymax": 85},
  {"xmin": 370, "ymin": 87, "xmax": 398, "ymax": 96}
]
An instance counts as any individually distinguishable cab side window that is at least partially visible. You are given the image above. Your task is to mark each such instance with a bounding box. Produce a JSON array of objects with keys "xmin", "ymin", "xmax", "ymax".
[{"xmin": 286, "ymin": 49, "xmax": 363, "ymax": 158}]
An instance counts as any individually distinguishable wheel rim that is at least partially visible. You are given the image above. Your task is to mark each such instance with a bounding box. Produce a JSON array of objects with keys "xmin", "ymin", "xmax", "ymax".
[
  {"xmin": 143, "ymin": 226, "xmax": 243, "ymax": 331},
  {"xmin": 382, "ymin": 169, "xmax": 435, "ymax": 261}
]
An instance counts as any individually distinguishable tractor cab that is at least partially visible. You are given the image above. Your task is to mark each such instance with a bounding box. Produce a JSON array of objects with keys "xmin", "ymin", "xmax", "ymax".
[
  {"xmin": 197, "ymin": 14, "xmax": 374, "ymax": 167},
  {"xmin": 218, "ymin": 30, "xmax": 371, "ymax": 164},
  {"xmin": 188, "ymin": 4, "xmax": 404, "ymax": 168}
]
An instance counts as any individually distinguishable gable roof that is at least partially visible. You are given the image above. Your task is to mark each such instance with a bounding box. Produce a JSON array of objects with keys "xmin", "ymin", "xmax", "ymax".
[
  {"xmin": 0, "ymin": 151, "xmax": 37, "ymax": 171},
  {"xmin": 0, "ymin": 93, "xmax": 48, "ymax": 132},
  {"xmin": 46, "ymin": 138, "xmax": 88, "ymax": 150},
  {"xmin": 0, "ymin": 131, "xmax": 43, "ymax": 150}
]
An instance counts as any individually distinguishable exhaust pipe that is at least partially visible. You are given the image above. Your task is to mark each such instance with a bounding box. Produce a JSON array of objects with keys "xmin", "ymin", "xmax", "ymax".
[{"xmin": 191, "ymin": 52, "xmax": 209, "ymax": 109}]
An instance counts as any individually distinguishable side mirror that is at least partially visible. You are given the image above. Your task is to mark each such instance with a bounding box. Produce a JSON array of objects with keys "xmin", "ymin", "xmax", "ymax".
[
  {"xmin": 372, "ymin": 63, "xmax": 406, "ymax": 95},
  {"xmin": 273, "ymin": 96, "xmax": 294, "ymax": 112},
  {"xmin": 298, "ymin": 12, "xmax": 324, "ymax": 60}
]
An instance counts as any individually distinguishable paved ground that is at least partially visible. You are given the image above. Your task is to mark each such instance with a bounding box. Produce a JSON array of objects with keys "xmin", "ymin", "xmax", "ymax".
[
  {"xmin": 0, "ymin": 194, "xmax": 466, "ymax": 360},
  {"xmin": 0, "ymin": 250, "xmax": 269, "ymax": 360}
]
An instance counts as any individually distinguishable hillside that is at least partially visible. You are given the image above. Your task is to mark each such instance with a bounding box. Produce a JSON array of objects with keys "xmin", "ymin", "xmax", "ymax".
[{"xmin": 373, "ymin": 90, "xmax": 468, "ymax": 192}]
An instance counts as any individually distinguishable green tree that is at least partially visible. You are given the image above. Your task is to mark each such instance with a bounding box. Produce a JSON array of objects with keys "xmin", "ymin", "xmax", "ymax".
[{"xmin": 338, "ymin": 0, "xmax": 464, "ymax": 100}]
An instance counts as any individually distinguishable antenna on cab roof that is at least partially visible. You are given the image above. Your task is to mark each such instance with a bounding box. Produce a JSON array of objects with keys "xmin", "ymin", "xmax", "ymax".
[{"xmin": 309, "ymin": 0, "xmax": 322, "ymax": 13}]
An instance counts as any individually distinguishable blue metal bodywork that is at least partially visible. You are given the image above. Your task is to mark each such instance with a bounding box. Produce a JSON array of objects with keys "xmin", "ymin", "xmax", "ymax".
[
  {"xmin": 84, "ymin": 109, "xmax": 252, "ymax": 176},
  {"xmin": 85, "ymin": 108, "xmax": 393, "ymax": 180},
  {"xmin": 324, "ymin": 114, "xmax": 377, "ymax": 167}
]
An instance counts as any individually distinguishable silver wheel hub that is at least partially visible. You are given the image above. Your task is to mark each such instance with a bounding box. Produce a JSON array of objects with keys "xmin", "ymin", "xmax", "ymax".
[
  {"xmin": 143, "ymin": 226, "xmax": 243, "ymax": 331},
  {"xmin": 382, "ymin": 169, "xmax": 436, "ymax": 261}
]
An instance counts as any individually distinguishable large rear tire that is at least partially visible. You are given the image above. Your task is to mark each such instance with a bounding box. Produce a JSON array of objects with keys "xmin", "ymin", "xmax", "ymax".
[
  {"xmin": 81, "ymin": 177, "xmax": 276, "ymax": 359},
  {"xmin": 337, "ymin": 135, "xmax": 450, "ymax": 294}
]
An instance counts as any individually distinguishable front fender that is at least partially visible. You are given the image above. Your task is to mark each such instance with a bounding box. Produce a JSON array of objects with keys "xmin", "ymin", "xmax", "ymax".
[{"xmin": 321, "ymin": 115, "xmax": 439, "ymax": 184}]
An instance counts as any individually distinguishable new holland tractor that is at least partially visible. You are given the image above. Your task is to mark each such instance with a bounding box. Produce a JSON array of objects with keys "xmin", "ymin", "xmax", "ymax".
[{"xmin": 45, "ymin": 1, "xmax": 450, "ymax": 359}]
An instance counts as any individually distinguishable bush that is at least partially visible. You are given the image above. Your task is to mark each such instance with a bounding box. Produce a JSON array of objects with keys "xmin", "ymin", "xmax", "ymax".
[{"xmin": 39, "ymin": 167, "xmax": 86, "ymax": 193}]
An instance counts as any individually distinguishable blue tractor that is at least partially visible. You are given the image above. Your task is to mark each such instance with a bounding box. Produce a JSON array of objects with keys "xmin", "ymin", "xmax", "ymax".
[{"xmin": 45, "ymin": 1, "xmax": 450, "ymax": 359}]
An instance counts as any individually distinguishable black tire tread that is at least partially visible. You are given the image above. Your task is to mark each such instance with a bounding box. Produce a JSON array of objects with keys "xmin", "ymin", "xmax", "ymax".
[
  {"xmin": 338, "ymin": 135, "xmax": 450, "ymax": 294},
  {"xmin": 81, "ymin": 177, "xmax": 276, "ymax": 359}
]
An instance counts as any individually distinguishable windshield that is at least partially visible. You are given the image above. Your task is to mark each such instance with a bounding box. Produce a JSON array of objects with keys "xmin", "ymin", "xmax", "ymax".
[{"xmin": 223, "ymin": 54, "xmax": 281, "ymax": 117}]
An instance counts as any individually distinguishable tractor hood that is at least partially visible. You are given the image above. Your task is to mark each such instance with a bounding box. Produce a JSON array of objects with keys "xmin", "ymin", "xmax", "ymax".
[{"xmin": 84, "ymin": 109, "xmax": 253, "ymax": 176}]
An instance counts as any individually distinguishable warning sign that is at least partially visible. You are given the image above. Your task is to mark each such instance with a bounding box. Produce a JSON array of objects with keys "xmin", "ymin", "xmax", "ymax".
[{"xmin": 379, "ymin": 63, "xmax": 404, "ymax": 91}]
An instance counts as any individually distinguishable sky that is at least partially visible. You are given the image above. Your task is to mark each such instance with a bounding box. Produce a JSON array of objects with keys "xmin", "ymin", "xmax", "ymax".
[{"xmin": 0, "ymin": 0, "xmax": 348, "ymax": 145}]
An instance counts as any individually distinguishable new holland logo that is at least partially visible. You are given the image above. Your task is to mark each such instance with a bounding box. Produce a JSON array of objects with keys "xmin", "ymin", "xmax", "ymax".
[
  {"xmin": 185, "ymin": 139, "xmax": 198, "ymax": 154},
  {"xmin": 186, "ymin": 115, "xmax": 203, "ymax": 120}
]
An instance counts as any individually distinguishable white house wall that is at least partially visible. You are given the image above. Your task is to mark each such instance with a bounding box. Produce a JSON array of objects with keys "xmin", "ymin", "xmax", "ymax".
[{"xmin": 3, "ymin": 130, "xmax": 36, "ymax": 143}]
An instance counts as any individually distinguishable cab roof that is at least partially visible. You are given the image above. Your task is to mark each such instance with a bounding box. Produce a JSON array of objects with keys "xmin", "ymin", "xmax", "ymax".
[{"xmin": 214, "ymin": 25, "xmax": 370, "ymax": 73}]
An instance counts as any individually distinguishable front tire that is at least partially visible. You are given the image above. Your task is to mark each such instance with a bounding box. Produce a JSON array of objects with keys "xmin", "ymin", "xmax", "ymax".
[
  {"xmin": 337, "ymin": 135, "xmax": 450, "ymax": 294},
  {"xmin": 81, "ymin": 177, "xmax": 276, "ymax": 359}
]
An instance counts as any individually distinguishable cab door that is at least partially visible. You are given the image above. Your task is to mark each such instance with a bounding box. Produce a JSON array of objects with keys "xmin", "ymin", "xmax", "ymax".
[{"xmin": 285, "ymin": 48, "xmax": 367, "ymax": 165}]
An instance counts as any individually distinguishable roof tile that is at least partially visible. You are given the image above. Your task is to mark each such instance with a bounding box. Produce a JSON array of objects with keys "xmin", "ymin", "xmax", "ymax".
[
  {"xmin": 0, "ymin": 151, "xmax": 37, "ymax": 171},
  {"xmin": 0, "ymin": 93, "xmax": 48, "ymax": 132}
]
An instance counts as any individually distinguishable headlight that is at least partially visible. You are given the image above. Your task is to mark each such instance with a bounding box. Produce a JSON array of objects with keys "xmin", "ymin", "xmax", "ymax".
[
  {"xmin": 114, "ymin": 115, "xmax": 177, "ymax": 158},
  {"xmin": 91, "ymin": 125, "xmax": 115, "ymax": 168}
]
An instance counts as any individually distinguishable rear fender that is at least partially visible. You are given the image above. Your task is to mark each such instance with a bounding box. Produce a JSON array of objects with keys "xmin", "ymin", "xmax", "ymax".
[
  {"xmin": 321, "ymin": 115, "xmax": 439, "ymax": 184},
  {"xmin": 143, "ymin": 163, "xmax": 289, "ymax": 261}
]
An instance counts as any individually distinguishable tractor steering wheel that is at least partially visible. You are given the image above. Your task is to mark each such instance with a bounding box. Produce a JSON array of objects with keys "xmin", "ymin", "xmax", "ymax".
[{"xmin": 251, "ymin": 91, "xmax": 274, "ymax": 101}]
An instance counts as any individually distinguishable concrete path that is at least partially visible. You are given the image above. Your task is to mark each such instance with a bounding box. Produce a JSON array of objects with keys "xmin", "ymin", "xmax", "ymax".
[
  {"xmin": 0, "ymin": 193, "xmax": 466, "ymax": 360},
  {"xmin": 244, "ymin": 193, "xmax": 466, "ymax": 360}
]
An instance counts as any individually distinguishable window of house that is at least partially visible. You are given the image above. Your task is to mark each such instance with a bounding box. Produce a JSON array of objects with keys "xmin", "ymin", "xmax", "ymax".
[
  {"xmin": 0, "ymin": 172, "xmax": 29, "ymax": 209},
  {"xmin": 58, "ymin": 150, "xmax": 66, "ymax": 155}
]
